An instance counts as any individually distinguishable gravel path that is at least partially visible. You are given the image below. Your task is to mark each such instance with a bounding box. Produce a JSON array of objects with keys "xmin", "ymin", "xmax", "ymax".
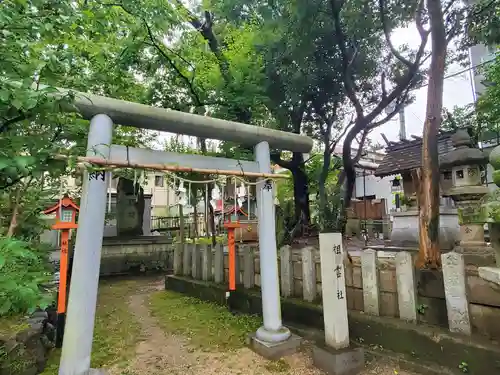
[{"xmin": 110, "ymin": 280, "xmax": 422, "ymax": 375}]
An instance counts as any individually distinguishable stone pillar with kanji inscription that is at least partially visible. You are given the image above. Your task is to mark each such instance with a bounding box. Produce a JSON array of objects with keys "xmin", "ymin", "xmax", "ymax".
[{"xmin": 313, "ymin": 233, "xmax": 364, "ymax": 375}]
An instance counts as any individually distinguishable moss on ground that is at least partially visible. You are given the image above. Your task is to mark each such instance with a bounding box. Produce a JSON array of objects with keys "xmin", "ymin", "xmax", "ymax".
[
  {"xmin": 148, "ymin": 290, "xmax": 262, "ymax": 351},
  {"xmin": 0, "ymin": 315, "xmax": 28, "ymax": 338},
  {"xmin": 40, "ymin": 280, "xmax": 142, "ymax": 374}
]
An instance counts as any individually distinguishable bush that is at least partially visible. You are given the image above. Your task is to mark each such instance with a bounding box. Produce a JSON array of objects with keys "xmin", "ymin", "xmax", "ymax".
[{"xmin": 0, "ymin": 236, "xmax": 54, "ymax": 316}]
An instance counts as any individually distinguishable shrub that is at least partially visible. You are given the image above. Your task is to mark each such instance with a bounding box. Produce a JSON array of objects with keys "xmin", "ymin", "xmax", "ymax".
[{"xmin": 0, "ymin": 236, "xmax": 54, "ymax": 316}]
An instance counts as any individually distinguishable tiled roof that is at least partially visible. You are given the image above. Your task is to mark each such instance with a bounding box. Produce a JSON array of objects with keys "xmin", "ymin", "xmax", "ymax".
[{"xmin": 374, "ymin": 132, "xmax": 455, "ymax": 177}]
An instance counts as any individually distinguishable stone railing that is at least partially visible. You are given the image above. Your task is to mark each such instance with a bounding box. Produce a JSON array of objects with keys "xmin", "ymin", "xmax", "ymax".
[{"xmin": 175, "ymin": 243, "xmax": 500, "ymax": 341}]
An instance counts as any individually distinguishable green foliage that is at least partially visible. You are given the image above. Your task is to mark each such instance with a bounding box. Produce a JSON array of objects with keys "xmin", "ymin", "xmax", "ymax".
[
  {"xmin": 468, "ymin": 0, "xmax": 500, "ymax": 46},
  {"xmin": 477, "ymin": 52, "xmax": 500, "ymax": 134},
  {"xmin": 442, "ymin": 104, "xmax": 483, "ymax": 144},
  {"xmin": 0, "ymin": 237, "xmax": 53, "ymax": 316}
]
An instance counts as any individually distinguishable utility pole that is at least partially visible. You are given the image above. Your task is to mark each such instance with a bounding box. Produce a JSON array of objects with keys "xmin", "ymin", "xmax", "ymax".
[{"xmin": 398, "ymin": 107, "xmax": 407, "ymax": 141}]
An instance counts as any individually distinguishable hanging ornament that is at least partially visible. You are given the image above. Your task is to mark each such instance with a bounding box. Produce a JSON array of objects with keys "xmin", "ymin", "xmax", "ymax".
[
  {"xmin": 187, "ymin": 182, "xmax": 192, "ymax": 207},
  {"xmin": 211, "ymin": 184, "xmax": 221, "ymax": 200},
  {"xmin": 237, "ymin": 182, "xmax": 247, "ymax": 198},
  {"xmin": 233, "ymin": 178, "xmax": 237, "ymax": 211},
  {"xmin": 210, "ymin": 183, "xmax": 220, "ymax": 209},
  {"xmin": 177, "ymin": 180, "xmax": 187, "ymax": 206},
  {"xmin": 237, "ymin": 181, "xmax": 245, "ymax": 208}
]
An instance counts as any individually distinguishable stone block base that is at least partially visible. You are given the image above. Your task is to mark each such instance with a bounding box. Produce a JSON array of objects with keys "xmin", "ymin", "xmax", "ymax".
[
  {"xmin": 312, "ymin": 345, "xmax": 364, "ymax": 375},
  {"xmin": 247, "ymin": 333, "xmax": 302, "ymax": 360},
  {"xmin": 478, "ymin": 267, "xmax": 500, "ymax": 286},
  {"xmin": 453, "ymin": 246, "xmax": 496, "ymax": 267}
]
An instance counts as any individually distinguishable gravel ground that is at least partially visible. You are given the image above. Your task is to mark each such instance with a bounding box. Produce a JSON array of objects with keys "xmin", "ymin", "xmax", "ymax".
[{"xmin": 108, "ymin": 281, "xmax": 423, "ymax": 375}]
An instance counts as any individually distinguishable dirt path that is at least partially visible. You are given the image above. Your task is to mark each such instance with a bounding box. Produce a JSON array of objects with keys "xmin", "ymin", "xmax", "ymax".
[{"xmin": 113, "ymin": 281, "xmax": 421, "ymax": 375}]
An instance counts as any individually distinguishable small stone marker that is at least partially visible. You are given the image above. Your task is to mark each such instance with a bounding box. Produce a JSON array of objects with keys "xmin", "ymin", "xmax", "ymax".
[
  {"xmin": 173, "ymin": 243, "xmax": 183, "ymax": 275},
  {"xmin": 441, "ymin": 252, "xmax": 471, "ymax": 335},
  {"xmin": 361, "ymin": 249, "xmax": 380, "ymax": 316},
  {"xmin": 395, "ymin": 251, "xmax": 417, "ymax": 321},
  {"xmin": 214, "ymin": 243, "xmax": 224, "ymax": 284},
  {"xmin": 201, "ymin": 244, "xmax": 213, "ymax": 281},
  {"xmin": 302, "ymin": 246, "xmax": 317, "ymax": 302},
  {"xmin": 182, "ymin": 244, "xmax": 191, "ymax": 276},
  {"xmin": 315, "ymin": 232, "xmax": 364, "ymax": 375},
  {"xmin": 243, "ymin": 246, "xmax": 255, "ymax": 289},
  {"xmin": 280, "ymin": 245, "xmax": 293, "ymax": 297}
]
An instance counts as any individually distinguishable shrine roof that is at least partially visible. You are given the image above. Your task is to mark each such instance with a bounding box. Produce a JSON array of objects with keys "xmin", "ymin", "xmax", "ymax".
[{"xmin": 374, "ymin": 131, "xmax": 455, "ymax": 177}]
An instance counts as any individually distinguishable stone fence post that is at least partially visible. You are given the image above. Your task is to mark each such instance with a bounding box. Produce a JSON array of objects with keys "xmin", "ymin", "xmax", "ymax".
[
  {"xmin": 183, "ymin": 243, "xmax": 192, "ymax": 276},
  {"xmin": 201, "ymin": 244, "xmax": 212, "ymax": 281},
  {"xmin": 280, "ymin": 245, "xmax": 293, "ymax": 297},
  {"xmin": 395, "ymin": 251, "xmax": 417, "ymax": 322},
  {"xmin": 302, "ymin": 246, "xmax": 317, "ymax": 302},
  {"xmin": 442, "ymin": 251, "xmax": 471, "ymax": 335},
  {"xmin": 361, "ymin": 249, "xmax": 380, "ymax": 316}
]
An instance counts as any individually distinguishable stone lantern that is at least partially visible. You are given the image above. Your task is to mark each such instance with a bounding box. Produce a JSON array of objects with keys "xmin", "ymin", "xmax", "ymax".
[
  {"xmin": 477, "ymin": 143, "xmax": 500, "ymax": 284},
  {"xmin": 439, "ymin": 129, "xmax": 489, "ymax": 249}
]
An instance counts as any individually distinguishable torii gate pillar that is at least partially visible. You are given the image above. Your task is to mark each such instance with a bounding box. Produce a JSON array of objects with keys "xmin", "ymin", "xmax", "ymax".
[
  {"xmin": 59, "ymin": 114, "xmax": 113, "ymax": 375},
  {"xmin": 254, "ymin": 141, "xmax": 291, "ymax": 343}
]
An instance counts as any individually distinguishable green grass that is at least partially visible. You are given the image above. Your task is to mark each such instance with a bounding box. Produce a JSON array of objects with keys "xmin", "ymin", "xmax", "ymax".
[
  {"xmin": 149, "ymin": 290, "xmax": 262, "ymax": 351},
  {"xmin": 40, "ymin": 280, "xmax": 143, "ymax": 374}
]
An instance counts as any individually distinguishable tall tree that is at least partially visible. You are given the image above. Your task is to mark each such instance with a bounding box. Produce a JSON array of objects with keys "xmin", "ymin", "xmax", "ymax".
[
  {"xmin": 418, "ymin": 0, "xmax": 448, "ymax": 269},
  {"xmin": 330, "ymin": 0, "xmax": 429, "ymax": 217}
]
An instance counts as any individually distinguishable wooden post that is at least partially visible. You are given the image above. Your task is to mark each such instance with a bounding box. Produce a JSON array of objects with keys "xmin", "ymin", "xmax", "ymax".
[{"xmin": 56, "ymin": 229, "xmax": 70, "ymax": 348}]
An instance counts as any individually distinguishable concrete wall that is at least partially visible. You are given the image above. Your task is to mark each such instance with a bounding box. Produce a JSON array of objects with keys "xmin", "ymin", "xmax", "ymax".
[{"xmin": 100, "ymin": 236, "xmax": 175, "ymax": 276}]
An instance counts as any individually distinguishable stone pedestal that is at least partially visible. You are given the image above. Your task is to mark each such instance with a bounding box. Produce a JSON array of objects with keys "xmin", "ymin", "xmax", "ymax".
[
  {"xmin": 390, "ymin": 208, "xmax": 460, "ymax": 250},
  {"xmin": 312, "ymin": 345, "xmax": 364, "ymax": 375},
  {"xmin": 247, "ymin": 333, "xmax": 302, "ymax": 360},
  {"xmin": 487, "ymin": 223, "xmax": 500, "ymax": 267},
  {"xmin": 459, "ymin": 223, "xmax": 486, "ymax": 247},
  {"xmin": 478, "ymin": 267, "xmax": 500, "ymax": 286}
]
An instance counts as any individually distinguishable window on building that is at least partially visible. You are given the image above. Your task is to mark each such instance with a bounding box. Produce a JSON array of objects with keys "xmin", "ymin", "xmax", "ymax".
[
  {"xmin": 443, "ymin": 171, "xmax": 452, "ymax": 180},
  {"xmin": 154, "ymin": 175, "xmax": 164, "ymax": 187}
]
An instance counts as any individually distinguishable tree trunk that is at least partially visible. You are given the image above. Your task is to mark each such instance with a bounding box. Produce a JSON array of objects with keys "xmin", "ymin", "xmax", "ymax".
[
  {"xmin": 291, "ymin": 152, "xmax": 311, "ymax": 231},
  {"xmin": 417, "ymin": 0, "xmax": 447, "ymax": 269},
  {"xmin": 318, "ymin": 149, "xmax": 331, "ymax": 231},
  {"xmin": 7, "ymin": 187, "xmax": 22, "ymax": 237}
]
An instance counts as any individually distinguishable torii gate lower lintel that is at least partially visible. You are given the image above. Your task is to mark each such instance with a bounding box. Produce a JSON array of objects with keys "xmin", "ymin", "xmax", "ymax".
[{"xmin": 59, "ymin": 93, "xmax": 313, "ymax": 375}]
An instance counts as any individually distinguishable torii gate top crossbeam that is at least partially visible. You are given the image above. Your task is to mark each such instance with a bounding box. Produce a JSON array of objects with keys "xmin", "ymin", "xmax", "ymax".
[{"xmin": 62, "ymin": 88, "xmax": 313, "ymax": 153}]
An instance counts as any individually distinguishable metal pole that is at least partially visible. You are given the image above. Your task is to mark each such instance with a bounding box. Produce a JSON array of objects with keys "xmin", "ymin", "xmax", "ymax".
[
  {"xmin": 59, "ymin": 114, "xmax": 113, "ymax": 375},
  {"xmin": 254, "ymin": 141, "xmax": 291, "ymax": 343},
  {"xmin": 398, "ymin": 107, "xmax": 406, "ymax": 141}
]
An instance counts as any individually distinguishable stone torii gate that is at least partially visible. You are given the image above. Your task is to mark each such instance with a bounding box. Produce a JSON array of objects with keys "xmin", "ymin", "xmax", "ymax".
[{"xmin": 57, "ymin": 90, "xmax": 313, "ymax": 375}]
